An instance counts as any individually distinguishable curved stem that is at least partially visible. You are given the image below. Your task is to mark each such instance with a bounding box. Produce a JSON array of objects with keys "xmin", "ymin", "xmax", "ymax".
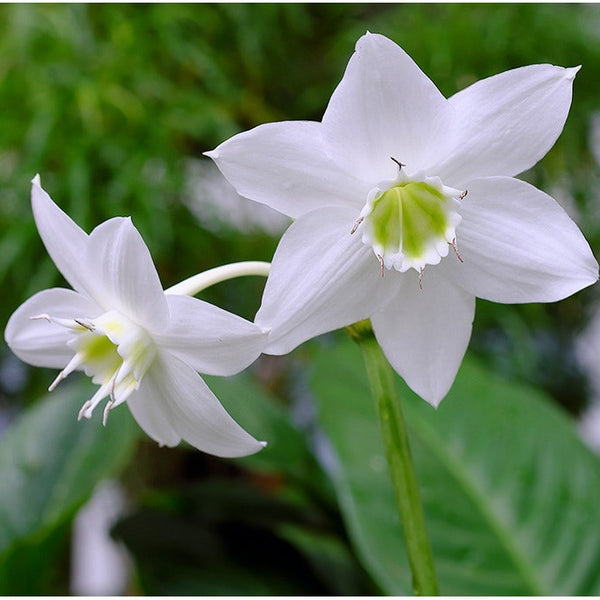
[
  {"xmin": 165, "ymin": 261, "xmax": 271, "ymax": 296},
  {"xmin": 349, "ymin": 321, "xmax": 439, "ymax": 596}
]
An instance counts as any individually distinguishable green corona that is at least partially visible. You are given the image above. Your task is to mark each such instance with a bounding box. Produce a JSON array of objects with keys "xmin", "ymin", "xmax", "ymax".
[{"xmin": 359, "ymin": 175, "xmax": 463, "ymax": 273}]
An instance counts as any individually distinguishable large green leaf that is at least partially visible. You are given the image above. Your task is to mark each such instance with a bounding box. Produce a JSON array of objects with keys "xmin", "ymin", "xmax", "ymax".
[
  {"xmin": 205, "ymin": 372, "xmax": 334, "ymax": 501},
  {"xmin": 311, "ymin": 337, "xmax": 600, "ymax": 595},
  {"xmin": 0, "ymin": 377, "xmax": 140, "ymax": 592}
]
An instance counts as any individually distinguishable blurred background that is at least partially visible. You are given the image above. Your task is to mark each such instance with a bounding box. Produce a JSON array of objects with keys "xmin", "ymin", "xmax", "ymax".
[{"xmin": 1, "ymin": 4, "xmax": 600, "ymax": 595}]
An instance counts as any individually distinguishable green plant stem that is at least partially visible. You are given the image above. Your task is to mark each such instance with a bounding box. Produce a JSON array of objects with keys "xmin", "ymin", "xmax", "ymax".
[{"xmin": 350, "ymin": 321, "xmax": 439, "ymax": 596}]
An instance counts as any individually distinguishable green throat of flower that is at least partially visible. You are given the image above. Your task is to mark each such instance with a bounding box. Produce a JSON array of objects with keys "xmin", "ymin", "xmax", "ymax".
[
  {"xmin": 356, "ymin": 174, "xmax": 463, "ymax": 274},
  {"xmin": 33, "ymin": 309, "xmax": 156, "ymax": 425}
]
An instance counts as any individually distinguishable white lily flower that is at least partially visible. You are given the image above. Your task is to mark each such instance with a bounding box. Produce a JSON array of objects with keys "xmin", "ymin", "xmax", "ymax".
[
  {"xmin": 5, "ymin": 176, "xmax": 268, "ymax": 457},
  {"xmin": 207, "ymin": 32, "xmax": 599, "ymax": 406}
]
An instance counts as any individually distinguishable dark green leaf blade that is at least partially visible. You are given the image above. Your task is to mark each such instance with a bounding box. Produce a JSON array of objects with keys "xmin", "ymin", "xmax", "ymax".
[
  {"xmin": 0, "ymin": 376, "xmax": 140, "ymax": 591},
  {"xmin": 311, "ymin": 337, "xmax": 600, "ymax": 595}
]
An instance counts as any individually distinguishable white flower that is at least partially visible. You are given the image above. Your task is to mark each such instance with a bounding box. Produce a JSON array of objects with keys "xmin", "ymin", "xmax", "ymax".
[
  {"xmin": 207, "ymin": 32, "xmax": 599, "ymax": 406},
  {"xmin": 5, "ymin": 176, "xmax": 267, "ymax": 457}
]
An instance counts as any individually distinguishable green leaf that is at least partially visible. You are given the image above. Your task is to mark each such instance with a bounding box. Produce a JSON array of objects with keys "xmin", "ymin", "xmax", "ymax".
[
  {"xmin": 0, "ymin": 377, "xmax": 140, "ymax": 592},
  {"xmin": 205, "ymin": 372, "xmax": 334, "ymax": 500},
  {"xmin": 311, "ymin": 336, "xmax": 600, "ymax": 595}
]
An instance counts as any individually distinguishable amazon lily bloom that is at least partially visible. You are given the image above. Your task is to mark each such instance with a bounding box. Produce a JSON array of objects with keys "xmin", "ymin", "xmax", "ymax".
[
  {"xmin": 5, "ymin": 176, "xmax": 267, "ymax": 457},
  {"xmin": 207, "ymin": 33, "xmax": 598, "ymax": 406}
]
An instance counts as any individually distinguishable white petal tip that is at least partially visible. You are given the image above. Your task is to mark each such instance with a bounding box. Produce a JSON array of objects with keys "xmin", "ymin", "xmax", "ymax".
[
  {"xmin": 259, "ymin": 440, "xmax": 267, "ymax": 448},
  {"xmin": 204, "ymin": 149, "xmax": 218, "ymax": 160},
  {"xmin": 32, "ymin": 173, "xmax": 41, "ymax": 186},
  {"xmin": 566, "ymin": 65, "xmax": 581, "ymax": 80}
]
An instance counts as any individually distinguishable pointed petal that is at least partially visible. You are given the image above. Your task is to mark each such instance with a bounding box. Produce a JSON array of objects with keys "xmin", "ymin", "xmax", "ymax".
[
  {"xmin": 446, "ymin": 177, "xmax": 598, "ymax": 303},
  {"xmin": 206, "ymin": 121, "xmax": 369, "ymax": 219},
  {"xmin": 154, "ymin": 295, "xmax": 267, "ymax": 376},
  {"xmin": 437, "ymin": 64, "xmax": 579, "ymax": 186},
  {"xmin": 86, "ymin": 217, "xmax": 169, "ymax": 330},
  {"xmin": 256, "ymin": 206, "xmax": 402, "ymax": 354},
  {"xmin": 322, "ymin": 33, "xmax": 453, "ymax": 182},
  {"xmin": 372, "ymin": 269, "xmax": 475, "ymax": 407},
  {"xmin": 5, "ymin": 288, "xmax": 101, "ymax": 368},
  {"xmin": 139, "ymin": 354, "xmax": 264, "ymax": 457},
  {"xmin": 31, "ymin": 176, "xmax": 98, "ymax": 299},
  {"xmin": 128, "ymin": 380, "xmax": 181, "ymax": 448}
]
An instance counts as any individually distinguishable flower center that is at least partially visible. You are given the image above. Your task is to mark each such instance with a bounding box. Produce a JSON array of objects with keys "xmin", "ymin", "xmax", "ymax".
[
  {"xmin": 354, "ymin": 170, "xmax": 463, "ymax": 274},
  {"xmin": 34, "ymin": 309, "xmax": 156, "ymax": 424}
]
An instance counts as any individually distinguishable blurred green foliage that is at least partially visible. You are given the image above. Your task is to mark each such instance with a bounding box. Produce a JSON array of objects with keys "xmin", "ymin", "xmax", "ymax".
[{"xmin": 1, "ymin": 3, "xmax": 600, "ymax": 595}]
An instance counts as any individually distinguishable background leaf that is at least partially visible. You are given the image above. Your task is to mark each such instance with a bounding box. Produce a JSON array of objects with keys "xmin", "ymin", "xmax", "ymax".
[
  {"xmin": 0, "ymin": 377, "xmax": 140, "ymax": 593},
  {"xmin": 311, "ymin": 336, "xmax": 600, "ymax": 595}
]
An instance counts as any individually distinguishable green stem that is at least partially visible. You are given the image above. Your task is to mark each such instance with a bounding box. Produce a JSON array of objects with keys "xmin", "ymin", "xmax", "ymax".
[
  {"xmin": 349, "ymin": 321, "xmax": 439, "ymax": 596},
  {"xmin": 165, "ymin": 261, "xmax": 270, "ymax": 296}
]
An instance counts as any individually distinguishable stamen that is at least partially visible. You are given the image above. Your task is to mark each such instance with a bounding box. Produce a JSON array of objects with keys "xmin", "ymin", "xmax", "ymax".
[
  {"xmin": 350, "ymin": 215, "xmax": 364, "ymax": 235},
  {"xmin": 77, "ymin": 400, "xmax": 92, "ymax": 421},
  {"xmin": 102, "ymin": 400, "xmax": 114, "ymax": 427},
  {"xmin": 390, "ymin": 156, "xmax": 405, "ymax": 170},
  {"xmin": 48, "ymin": 352, "xmax": 85, "ymax": 391},
  {"xmin": 449, "ymin": 238, "xmax": 463, "ymax": 263},
  {"xmin": 30, "ymin": 313, "xmax": 51, "ymax": 322},
  {"xmin": 377, "ymin": 254, "xmax": 385, "ymax": 278},
  {"xmin": 459, "ymin": 189, "xmax": 468, "ymax": 200},
  {"xmin": 30, "ymin": 313, "xmax": 85, "ymax": 330},
  {"xmin": 74, "ymin": 319, "xmax": 96, "ymax": 332},
  {"xmin": 418, "ymin": 268, "xmax": 424, "ymax": 290}
]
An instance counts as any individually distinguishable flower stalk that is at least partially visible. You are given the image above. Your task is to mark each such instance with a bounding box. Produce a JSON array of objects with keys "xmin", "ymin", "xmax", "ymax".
[
  {"xmin": 165, "ymin": 261, "xmax": 271, "ymax": 296},
  {"xmin": 348, "ymin": 320, "xmax": 439, "ymax": 596}
]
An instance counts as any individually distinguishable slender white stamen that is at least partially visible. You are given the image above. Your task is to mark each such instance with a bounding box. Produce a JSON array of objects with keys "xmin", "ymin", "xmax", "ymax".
[
  {"xmin": 78, "ymin": 400, "xmax": 92, "ymax": 421},
  {"xmin": 30, "ymin": 313, "xmax": 86, "ymax": 330},
  {"xmin": 350, "ymin": 216, "xmax": 364, "ymax": 235},
  {"xmin": 83, "ymin": 380, "xmax": 115, "ymax": 419},
  {"xmin": 450, "ymin": 238, "xmax": 463, "ymax": 263},
  {"xmin": 49, "ymin": 352, "xmax": 85, "ymax": 391},
  {"xmin": 418, "ymin": 268, "xmax": 424, "ymax": 290},
  {"xmin": 103, "ymin": 400, "xmax": 114, "ymax": 426},
  {"xmin": 74, "ymin": 319, "xmax": 96, "ymax": 332},
  {"xmin": 30, "ymin": 313, "xmax": 51, "ymax": 322},
  {"xmin": 165, "ymin": 261, "xmax": 271, "ymax": 296},
  {"xmin": 377, "ymin": 254, "xmax": 385, "ymax": 278}
]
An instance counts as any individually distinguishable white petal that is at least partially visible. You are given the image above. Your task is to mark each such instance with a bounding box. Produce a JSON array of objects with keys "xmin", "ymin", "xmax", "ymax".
[
  {"xmin": 256, "ymin": 206, "xmax": 402, "ymax": 354},
  {"xmin": 154, "ymin": 294, "xmax": 267, "ymax": 376},
  {"xmin": 4, "ymin": 288, "xmax": 101, "ymax": 368},
  {"xmin": 372, "ymin": 269, "xmax": 475, "ymax": 407},
  {"xmin": 445, "ymin": 177, "xmax": 598, "ymax": 303},
  {"xmin": 322, "ymin": 33, "xmax": 453, "ymax": 182},
  {"xmin": 31, "ymin": 176, "xmax": 97, "ymax": 299},
  {"xmin": 141, "ymin": 354, "xmax": 264, "ymax": 457},
  {"xmin": 206, "ymin": 121, "xmax": 369, "ymax": 219},
  {"xmin": 436, "ymin": 64, "xmax": 579, "ymax": 187},
  {"xmin": 86, "ymin": 217, "xmax": 169, "ymax": 330},
  {"xmin": 128, "ymin": 379, "xmax": 181, "ymax": 448}
]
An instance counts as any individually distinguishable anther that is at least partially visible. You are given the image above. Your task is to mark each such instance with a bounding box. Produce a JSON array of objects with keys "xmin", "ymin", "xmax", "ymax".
[
  {"xmin": 75, "ymin": 319, "xmax": 96, "ymax": 332},
  {"xmin": 390, "ymin": 156, "xmax": 405, "ymax": 170},
  {"xmin": 418, "ymin": 268, "xmax": 424, "ymax": 290},
  {"xmin": 350, "ymin": 216, "xmax": 364, "ymax": 235},
  {"xmin": 449, "ymin": 238, "xmax": 463, "ymax": 263},
  {"xmin": 103, "ymin": 400, "xmax": 114, "ymax": 427},
  {"xmin": 459, "ymin": 189, "xmax": 468, "ymax": 200},
  {"xmin": 77, "ymin": 400, "xmax": 92, "ymax": 421},
  {"xmin": 377, "ymin": 254, "xmax": 385, "ymax": 278}
]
